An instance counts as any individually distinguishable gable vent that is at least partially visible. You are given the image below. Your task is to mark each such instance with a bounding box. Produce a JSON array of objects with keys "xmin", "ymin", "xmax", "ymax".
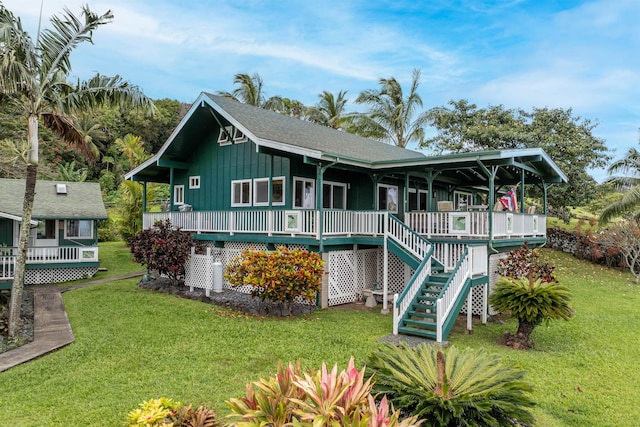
[{"xmin": 56, "ymin": 183, "xmax": 67, "ymax": 194}]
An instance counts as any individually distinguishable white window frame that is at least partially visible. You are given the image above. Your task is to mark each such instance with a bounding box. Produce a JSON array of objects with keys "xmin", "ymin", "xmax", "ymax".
[
  {"xmin": 253, "ymin": 178, "xmax": 270, "ymax": 206},
  {"xmin": 231, "ymin": 179, "xmax": 252, "ymax": 207},
  {"xmin": 217, "ymin": 125, "xmax": 234, "ymax": 146},
  {"xmin": 293, "ymin": 177, "xmax": 316, "ymax": 209},
  {"xmin": 189, "ymin": 176, "xmax": 200, "ymax": 189},
  {"xmin": 322, "ymin": 180, "xmax": 347, "ymax": 210},
  {"xmin": 173, "ymin": 185, "xmax": 185, "ymax": 205},
  {"xmin": 454, "ymin": 190, "xmax": 472, "ymax": 210},
  {"xmin": 272, "ymin": 176, "xmax": 286, "ymax": 206},
  {"xmin": 233, "ymin": 127, "xmax": 248, "ymax": 143},
  {"xmin": 64, "ymin": 219, "xmax": 93, "ymax": 239},
  {"xmin": 377, "ymin": 184, "xmax": 399, "ymax": 214}
]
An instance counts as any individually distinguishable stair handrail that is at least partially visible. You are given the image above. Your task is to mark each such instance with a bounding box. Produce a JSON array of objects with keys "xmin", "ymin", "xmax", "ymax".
[
  {"xmin": 392, "ymin": 244, "xmax": 434, "ymax": 335},
  {"xmin": 386, "ymin": 215, "xmax": 430, "ymax": 259},
  {"xmin": 435, "ymin": 247, "xmax": 472, "ymax": 342}
]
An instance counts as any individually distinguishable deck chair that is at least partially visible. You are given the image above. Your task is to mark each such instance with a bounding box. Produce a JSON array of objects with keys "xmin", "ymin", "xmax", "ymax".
[
  {"xmin": 437, "ymin": 201, "xmax": 453, "ymax": 211},
  {"xmin": 493, "ymin": 201, "xmax": 504, "ymax": 212},
  {"xmin": 527, "ymin": 206, "xmax": 536, "ymax": 214}
]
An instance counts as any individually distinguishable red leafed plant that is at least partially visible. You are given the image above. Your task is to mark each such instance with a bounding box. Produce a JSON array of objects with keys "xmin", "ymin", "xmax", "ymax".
[{"xmin": 128, "ymin": 219, "xmax": 199, "ymax": 285}]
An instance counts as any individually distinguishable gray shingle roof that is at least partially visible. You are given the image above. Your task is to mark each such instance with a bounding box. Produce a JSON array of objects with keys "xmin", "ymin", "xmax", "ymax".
[
  {"xmin": 204, "ymin": 93, "xmax": 426, "ymax": 164},
  {"xmin": 0, "ymin": 179, "xmax": 107, "ymax": 220}
]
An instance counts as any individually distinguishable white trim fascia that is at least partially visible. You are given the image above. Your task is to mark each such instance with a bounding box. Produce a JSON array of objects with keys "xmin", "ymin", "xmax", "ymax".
[{"xmin": 0, "ymin": 211, "xmax": 38, "ymax": 225}]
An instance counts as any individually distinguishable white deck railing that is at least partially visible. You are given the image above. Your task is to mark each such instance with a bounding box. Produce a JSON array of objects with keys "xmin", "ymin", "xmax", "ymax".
[
  {"xmin": 436, "ymin": 248, "xmax": 472, "ymax": 342},
  {"xmin": 0, "ymin": 246, "xmax": 99, "ymax": 280},
  {"xmin": 144, "ymin": 210, "xmax": 386, "ymax": 237},
  {"xmin": 405, "ymin": 211, "xmax": 545, "ymax": 239},
  {"xmin": 387, "ymin": 214, "xmax": 430, "ymax": 259},
  {"xmin": 393, "ymin": 247, "xmax": 433, "ymax": 335}
]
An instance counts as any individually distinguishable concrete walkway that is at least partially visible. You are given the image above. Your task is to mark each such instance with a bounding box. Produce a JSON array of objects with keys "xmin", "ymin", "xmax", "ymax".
[{"xmin": 0, "ymin": 271, "xmax": 144, "ymax": 372}]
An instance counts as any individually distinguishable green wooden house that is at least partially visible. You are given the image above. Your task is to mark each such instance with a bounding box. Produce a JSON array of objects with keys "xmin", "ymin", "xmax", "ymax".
[
  {"xmin": 126, "ymin": 92, "xmax": 567, "ymax": 342},
  {"xmin": 0, "ymin": 179, "xmax": 106, "ymax": 285}
]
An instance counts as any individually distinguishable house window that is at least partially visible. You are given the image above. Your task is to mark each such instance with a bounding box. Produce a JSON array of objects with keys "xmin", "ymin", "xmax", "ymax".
[
  {"xmin": 253, "ymin": 178, "xmax": 270, "ymax": 206},
  {"xmin": 174, "ymin": 185, "xmax": 185, "ymax": 205},
  {"xmin": 454, "ymin": 190, "xmax": 472, "ymax": 210},
  {"xmin": 189, "ymin": 176, "xmax": 200, "ymax": 189},
  {"xmin": 217, "ymin": 125, "xmax": 234, "ymax": 146},
  {"xmin": 378, "ymin": 184, "xmax": 398, "ymax": 213},
  {"xmin": 36, "ymin": 220, "xmax": 56, "ymax": 240},
  {"xmin": 231, "ymin": 179, "xmax": 252, "ymax": 207},
  {"xmin": 322, "ymin": 181, "xmax": 347, "ymax": 209},
  {"xmin": 293, "ymin": 177, "xmax": 315, "ymax": 209},
  {"xmin": 65, "ymin": 220, "xmax": 93, "ymax": 239},
  {"xmin": 272, "ymin": 176, "xmax": 285, "ymax": 206}
]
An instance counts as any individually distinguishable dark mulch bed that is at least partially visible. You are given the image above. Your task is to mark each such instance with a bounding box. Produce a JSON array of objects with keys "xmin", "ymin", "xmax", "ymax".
[
  {"xmin": 138, "ymin": 277, "xmax": 317, "ymax": 317},
  {"xmin": 0, "ymin": 289, "xmax": 34, "ymax": 353}
]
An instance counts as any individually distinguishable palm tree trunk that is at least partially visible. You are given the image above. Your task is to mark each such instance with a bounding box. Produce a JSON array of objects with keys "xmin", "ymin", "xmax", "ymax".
[
  {"xmin": 8, "ymin": 163, "xmax": 37, "ymax": 336},
  {"xmin": 516, "ymin": 320, "xmax": 536, "ymax": 344}
]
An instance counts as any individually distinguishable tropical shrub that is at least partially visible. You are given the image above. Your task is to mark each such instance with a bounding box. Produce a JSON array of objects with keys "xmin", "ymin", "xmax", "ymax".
[
  {"xmin": 225, "ymin": 357, "xmax": 421, "ymax": 426},
  {"xmin": 490, "ymin": 276, "xmax": 573, "ymax": 348},
  {"xmin": 225, "ymin": 247, "xmax": 323, "ymax": 308},
  {"xmin": 496, "ymin": 242, "xmax": 556, "ymax": 282},
  {"xmin": 367, "ymin": 343, "xmax": 535, "ymax": 427},
  {"xmin": 128, "ymin": 219, "xmax": 198, "ymax": 285},
  {"xmin": 127, "ymin": 397, "xmax": 182, "ymax": 427},
  {"xmin": 171, "ymin": 404, "xmax": 219, "ymax": 427}
]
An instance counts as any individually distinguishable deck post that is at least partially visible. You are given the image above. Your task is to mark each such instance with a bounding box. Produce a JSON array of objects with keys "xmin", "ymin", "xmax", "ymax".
[
  {"xmin": 466, "ymin": 288, "xmax": 473, "ymax": 333},
  {"xmin": 382, "ymin": 212, "xmax": 389, "ymax": 315},
  {"xmin": 321, "ymin": 252, "xmax": 329, "ymax": 309}
]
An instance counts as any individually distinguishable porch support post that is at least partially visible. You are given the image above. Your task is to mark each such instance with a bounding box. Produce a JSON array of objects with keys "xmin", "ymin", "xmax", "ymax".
[
  {"xmin": 169, "ymin": 168, "xmax": 175, "ymax": 210},
  {"xmin": 404, "ymin": 172, "xmax": 410, "ymax": 216},
  {"xmin": 142, "ymin": 181, "xmax": 147, "ymax": 213},
  {"xmin": 520, "ymin": 168, "xmax": 525, "ymax": 212},
  {"xmin": 382, "ymin": 211, "xmax": 389, "ymax": 314},
  {"xmin": 317, "ymin": 161, "xmax": 337, "ymax": 252},
  {"xmin": 321, "ymin": 252, "xmax": 329, "ymax": 309},
  {"xmin": 466, "ymin": 287, "xmax": 473, "ymax": 333},
  {"xmin": 543, "ymin": 182, "xmax": 549, "ymax": 214}
]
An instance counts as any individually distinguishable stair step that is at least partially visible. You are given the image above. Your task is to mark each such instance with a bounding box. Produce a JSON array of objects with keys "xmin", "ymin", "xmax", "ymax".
[
  {"xmin": 397, "ymin": 326, "xmax": 437, "ymax": 340},
  {"xmin": 429, "ymin": 274, "xmax": 450, "ymax": 283},
  {"xmin": 407, "ymin": 310, "xmax": 437, "ymax": 319},
  {"xmin": 403, "ymin": 318, "xmax": 437, "ymax": 329},
  {"xmin": 420, "ymin": 288, "xmax": 440, "ymax": 296},
  {"xmin": 412, "ymin": 302, "xmax": 435, "ymax": 311},
  {"xmin": 417, "ymin": 295, "xmax": 437, "ymax": 303}
]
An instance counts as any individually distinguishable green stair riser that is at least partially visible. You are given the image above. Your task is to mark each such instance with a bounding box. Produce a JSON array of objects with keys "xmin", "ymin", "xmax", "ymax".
[{"xmin": 397, "ymin": 326, "xmax": 437, "ymax": 340}]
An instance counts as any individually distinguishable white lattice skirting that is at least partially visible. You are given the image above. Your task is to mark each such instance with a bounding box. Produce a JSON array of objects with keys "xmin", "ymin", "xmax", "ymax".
[{"xmin": 25, "ymin": 266, "xmax": 98, "ymax": 285}]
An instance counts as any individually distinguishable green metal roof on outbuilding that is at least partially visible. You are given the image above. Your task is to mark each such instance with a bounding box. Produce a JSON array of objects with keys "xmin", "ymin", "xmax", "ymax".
[{"xmin": 0, "ymin": 179, "xmax": 107, "ymax": 220}]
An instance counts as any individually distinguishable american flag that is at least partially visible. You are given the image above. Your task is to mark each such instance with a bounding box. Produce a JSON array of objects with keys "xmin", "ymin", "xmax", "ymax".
[{"xmin": 499, "ymin": 187, "xmax": 518, "ymax": 211}]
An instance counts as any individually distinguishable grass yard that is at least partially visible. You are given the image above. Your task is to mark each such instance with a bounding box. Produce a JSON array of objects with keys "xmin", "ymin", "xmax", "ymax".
[{"xmin": 0, "ymin": 245, "xmax": 638, "ymax": 426}]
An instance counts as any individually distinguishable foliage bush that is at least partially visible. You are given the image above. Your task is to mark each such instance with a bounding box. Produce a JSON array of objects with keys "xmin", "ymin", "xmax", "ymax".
[
  {"xmin": 496, "ymin": 242, "xmax": 557, "ymax": 282},
  {"xmin": 127, "ymin": 398, "xmax": 218, "ymax": 427},
  {"xmin": 367, "ymin": 343, "xmax": 535, "ymax": 426},
  {"xmin": 490, "ymin": 276, "xmax": 574, "ymax": 347},
  {"xmin": 97, "ymin": 217, "xmax": 119, "ymax": 242},
  {"xmin": 225, "ymin": 247, "xmax": 323, "ymax": 307},
  {"xmin": 128, "ymin": 219, "xmax": 198, "ymax": 285},
  {"xmin": 127, "ymin": 397, "xmax": 182, "ymax": 427},
  {"xmin": 225, "ymin": 357, "xmax": 420, "ymax": 426}
]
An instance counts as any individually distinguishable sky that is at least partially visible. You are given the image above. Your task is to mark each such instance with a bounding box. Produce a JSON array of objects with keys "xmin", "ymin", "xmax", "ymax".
[{"xmin": 5, "ymin": 0, "xmax": 640, "ymax": 181}]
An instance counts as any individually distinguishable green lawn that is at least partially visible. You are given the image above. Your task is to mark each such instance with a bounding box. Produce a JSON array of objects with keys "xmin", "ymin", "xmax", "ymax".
[{"xmin": 0, "ymin": 246, "xmax": 638, "ymax": 426}]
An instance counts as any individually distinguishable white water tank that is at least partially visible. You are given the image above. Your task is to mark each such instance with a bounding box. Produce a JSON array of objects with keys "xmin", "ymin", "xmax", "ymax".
[{"xmin": 213, "ymin": 261, "xmax": 223, "ymax": 293}]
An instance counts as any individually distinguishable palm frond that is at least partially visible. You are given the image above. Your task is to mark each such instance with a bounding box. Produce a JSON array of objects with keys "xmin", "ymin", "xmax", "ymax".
[
  {"xmin": 599, "ymin": 185, "xmax": 640, "ymax": 224},
  {"xmin": 38, "ymin": 6, "xmax": 113, "ymax": 80}
]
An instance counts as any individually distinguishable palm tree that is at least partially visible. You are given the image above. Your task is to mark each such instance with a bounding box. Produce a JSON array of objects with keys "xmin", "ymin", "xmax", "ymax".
[
  {"xmin": 355, "ymin": 68, "xmax": 429, "ymax": 148},
  {"xmin": 0, "ymin": 5, "xmax": 154, "ymax": 336},
  {"xmin": 56, "ymin": 160, "xmax": 88, "ymax": 182},
  {"xmin": 75, "ymin": 113, "xmax": 107, "ymax": 161},
  {"xmin": 217, "ymin": 73, "xmax": 284, "ymax": 111},
  {"xmin": 599, "ymin": 146, "xmax": 640, "ymax": 224},
  {"xmin": 307, "ymin": 90, "xmax": 350, "ymax": 129},
  {"xmin": 115, "ymin": 133, "xmax": 149, "ymax": 169}
]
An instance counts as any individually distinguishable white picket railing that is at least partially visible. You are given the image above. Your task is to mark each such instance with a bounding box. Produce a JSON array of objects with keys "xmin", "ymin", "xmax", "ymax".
[
  {"xmin": 393, "ymin": 249, "xmax": 433, "ymax": 335},
  {"xmin": 405, "ymin": 211, "xmax": 544, "ymax": 239},
  {"xmin": 386, "ymin": 215, "xmax": 431, "ymax": 259},
  {"xmin": 1, "ymin": 256, "xmax": 15, "ymax": 280},
  {"xmin": 436, "ymin": 248, "xmax": 472, "ymax": 342}
]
